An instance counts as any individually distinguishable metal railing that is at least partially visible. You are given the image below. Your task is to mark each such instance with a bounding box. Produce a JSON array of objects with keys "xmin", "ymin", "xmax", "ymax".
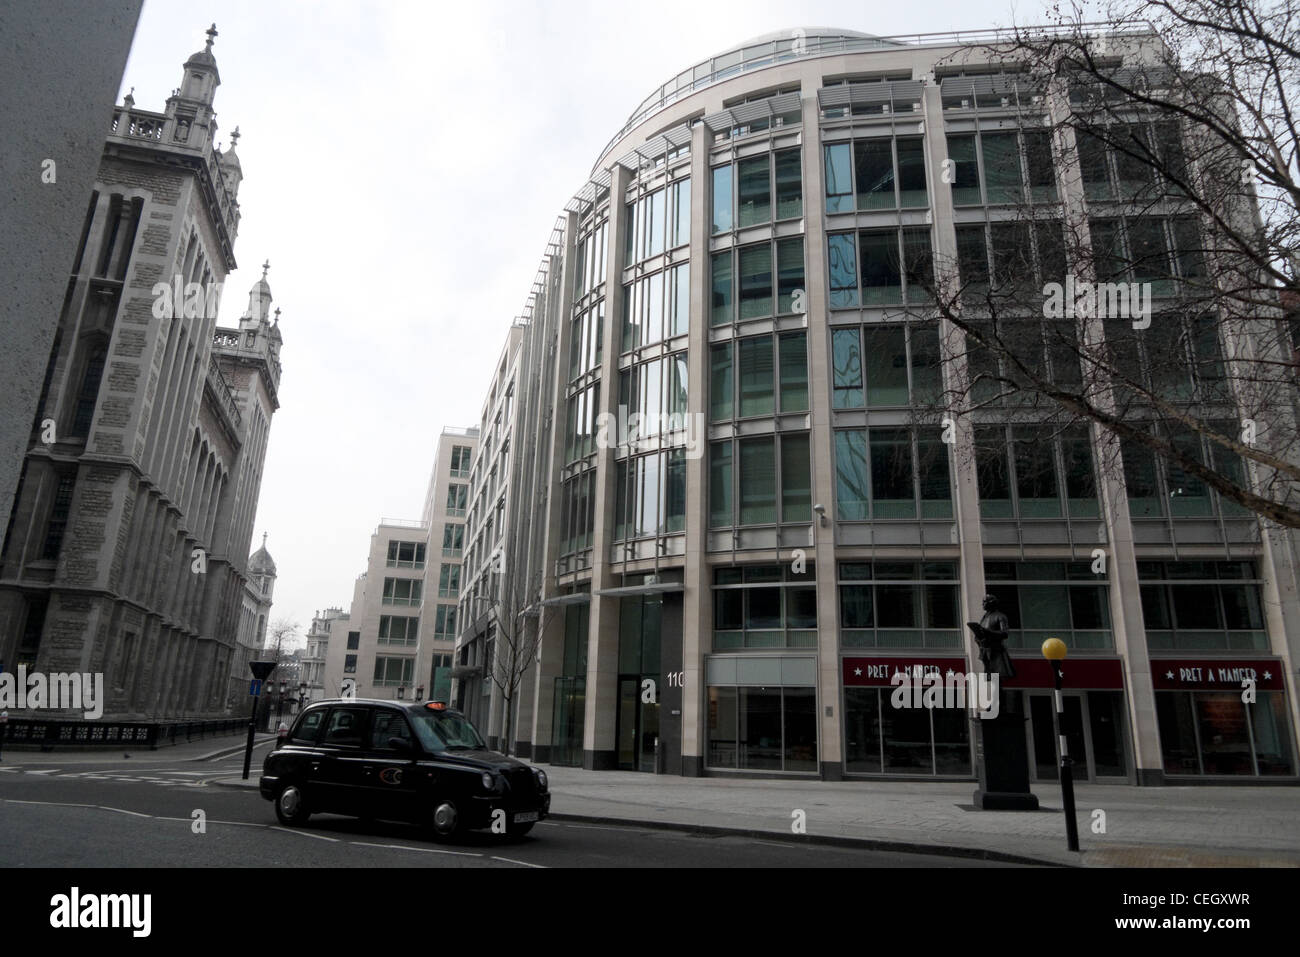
[
  {"xmin": 593, "ymin": 22, "xmax": 1154, "ymax": 169},
  {"xmin": 1, "ymin": 716, "xmax": 248, "ymax": 751}
]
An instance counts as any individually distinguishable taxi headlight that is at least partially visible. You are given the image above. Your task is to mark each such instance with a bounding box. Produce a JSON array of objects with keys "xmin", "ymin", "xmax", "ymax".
[
  {"xmin": 534, "ymin": 768, "xmax": 547, "ymax": 789},
  {"xmin": 481, "ymin": 771, "xmax": 495, "ymax": 791}
]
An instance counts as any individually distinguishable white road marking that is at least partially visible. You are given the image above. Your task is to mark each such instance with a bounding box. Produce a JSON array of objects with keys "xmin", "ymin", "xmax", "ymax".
[
  {"xmin": 96, "ymin": 805, "xmax": 151, "ymax": 818},
  {"xmin": 268, "ymin": 826, "xmax": 341, "ymax": 843},
  {"xmin": 25, "ymin": 769, "xmax": 60, "ymax": 775},
  {"xmin": 490, "ymin": 855, "xmax": 546, "ymax": 868},
  {"xmin": 349, "ymin": 840, "xmax": 482, "ymax": 858}
]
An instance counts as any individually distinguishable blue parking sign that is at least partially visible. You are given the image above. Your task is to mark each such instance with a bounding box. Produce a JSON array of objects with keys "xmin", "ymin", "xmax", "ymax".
[{"xmin": 249, "ymin": 679, "xmax": 262, "ymax": 697}]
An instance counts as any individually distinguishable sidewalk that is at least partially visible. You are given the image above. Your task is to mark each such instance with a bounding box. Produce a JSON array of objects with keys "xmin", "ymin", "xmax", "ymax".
[
  {"xmin": 2, "ymin": 731, "xmax": 277, "ymax": 764},
  {"xmin": 536, "ymin": 767, "xmax": 1300, "ymax": 867},
  {"xmin": 212, "ymin": 761, "xmax": 1300, "ymax": 867}
]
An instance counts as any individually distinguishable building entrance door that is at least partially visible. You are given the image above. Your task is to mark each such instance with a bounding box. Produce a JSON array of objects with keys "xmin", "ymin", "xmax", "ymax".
[
  {"xmin": 1027, "ymin": 691, "xmax": 1091, "ymax": 782},
  {"xmin": 617, "ymin": 676, "xmax": 660, "ymax": 771}
]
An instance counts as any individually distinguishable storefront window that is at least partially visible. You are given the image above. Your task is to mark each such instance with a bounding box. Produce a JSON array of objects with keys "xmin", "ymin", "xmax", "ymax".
[
  {"xmin": 843, "ymin": 686, "xmax": 971, "ymax": 775},
  {"xmin": 706, "ymin": 655, "xmax": 818, "ymax": 772},
  {"xmin": 1157, "ymin": 690, "xmax": 1294, "ymax": 776}
]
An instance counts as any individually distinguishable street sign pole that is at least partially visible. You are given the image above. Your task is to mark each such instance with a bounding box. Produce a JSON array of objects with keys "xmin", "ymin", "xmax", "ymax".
[{"xmin": 243, "ymin": 661, "xmax": 277, "ymax": 780}]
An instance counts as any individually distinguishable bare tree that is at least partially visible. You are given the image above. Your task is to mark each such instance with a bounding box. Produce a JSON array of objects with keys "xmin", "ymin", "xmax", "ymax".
[{"xmin": 906, "ymin": 0, "xmax": 1300, "ymax": 527}]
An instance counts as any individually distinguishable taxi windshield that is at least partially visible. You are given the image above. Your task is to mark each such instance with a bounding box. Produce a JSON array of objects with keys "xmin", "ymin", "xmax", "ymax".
[{"xmin": 411, "ymin": 711, "xmax": 486, "ymax": 752}]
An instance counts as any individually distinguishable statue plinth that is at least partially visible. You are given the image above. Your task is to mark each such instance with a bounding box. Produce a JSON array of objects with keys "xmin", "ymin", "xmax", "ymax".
[{"xmin": 967, "ymin": 601, "xmax": 1038, "ymax": 811}]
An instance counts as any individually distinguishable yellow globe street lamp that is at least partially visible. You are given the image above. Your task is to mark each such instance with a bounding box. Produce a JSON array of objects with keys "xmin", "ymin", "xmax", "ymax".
[{"xmin": 1042, "ymin": 637, "xmax": 1079, "ymax": 852}]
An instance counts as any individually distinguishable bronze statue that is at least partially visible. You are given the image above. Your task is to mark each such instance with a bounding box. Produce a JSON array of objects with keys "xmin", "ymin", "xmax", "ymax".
[{"xmin": 967, "ymin": 593, "xmax": 1016, "ymax": 680}]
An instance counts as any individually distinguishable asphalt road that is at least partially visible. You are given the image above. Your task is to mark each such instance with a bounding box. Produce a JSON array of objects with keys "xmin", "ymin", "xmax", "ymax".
[{"xmin": 0, "ymin": 759, "xmax": 1016, "ymax": 868}]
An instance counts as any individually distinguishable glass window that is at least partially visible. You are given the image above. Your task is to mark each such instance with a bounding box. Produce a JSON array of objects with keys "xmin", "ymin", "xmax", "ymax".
[
  {"xmin": 774, "ymin": 148, "xmax": 802, "ymax": 219},
  {"xmin": 828, "ymin": 233, "xmax": 859, "ymax": 308},
  {"xmin": 710, "ymin": 343, "xmax": 733, "ymax": 421},
  {"xmin": 322, "ymin": 707, "xmax": 366, "ymax": 747},
  {"xmin": 1014, "ymin": 426, "xmax": 1061, "ymax": 517},
  {"xmin": 781, "ymin": 433, "xmax": 811, "ymax": 522},
  {"xmin": 859, "ymin": 230, "xmax": 901, "ymax": 304},
  {"xmin": 864, "ymin": 326, "xmax": 908, "ymax": 406},
  {"xmin": 896, "ymin": 137, "xmax": 926, "ymax": 207},
  {"xmin": 711, "ymin": 164, "xmax": 733, "ymax": 233},
  {"xmin": 711, "ymin": 251, "xmax": 732, "ymax": 325},
  {"xmin": 835, "ymin": 430, "xmax": 870, "ymax": 520},
  {"xmin": 870, "ymin": 428, "xmax": 915, "ymax": 518},
  {"xmin": 739, "ymin": 437, "xmax": 777, "ymax": 524},
  {"xmin": 738, "ymin": 244, "xmax": 772, "ymax": 319},
  {"xmin": 855, "ymin": 139, "xmax": 895, "ymax": 210},
  {"xmin": 1024, "ymin": 131, "xmax": 1056, "ymax": 201},
  {"xmin": 776, "ymin": 238, "xmax": 804, "ymax": 314},
  {"xmin": 918, "ymin": 431, "xmax": 953, "ymax": 518},
  {"xmin": 778, "ymin": 332, "xmax": 808, "ymax": 412},
  {"xmin": 737, "ymin": 155, "xmax": 771, "ymax": 227},
  {"xmin": 1123, "ymin": 440, "xmax": 1163, "ymax": 517},
  {"xmin": 832, "ymin": 327, "xmax": 864, "ymax": 408},
  {"xmin": 670, "ymin": 179, "xmax": 691, "ymax": 248},
  {"xmin": 956, "ymin": 225, "xmax": 989, "ymax": 291},
  {"xmin": 646, "ymin": 188, "xmax": 665, "ymax": 257},
  {"xmin": 738, "ymin": 336, "xmax": 774, "ymax": 416},
  {"xmin": 975, "ymin": 427, "xmax": 1012, "ymax": 518},
  {"xmin": 946, "ymin": 135, "xmax": 980, "ymax": 204},
  {"xmin": 709, "ymin": 440, "xmax": 733, "ymax": 528},
  {"xmin": 824, "ymin": 143, "xmax": 853, "ymax": 212},
  {"xmin": 981, "ymin": 133, "xmax": 1023, "ymax": 204},
  {"xmin": 669, "ymin": 263, "xmax": 689, "ymax": 337}
]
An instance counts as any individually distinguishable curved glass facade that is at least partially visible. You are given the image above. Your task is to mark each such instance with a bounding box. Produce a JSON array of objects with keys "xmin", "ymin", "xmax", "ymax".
[{"xmin": 472, "ymin": 27, "xmax": 1299, "ymax": 784}]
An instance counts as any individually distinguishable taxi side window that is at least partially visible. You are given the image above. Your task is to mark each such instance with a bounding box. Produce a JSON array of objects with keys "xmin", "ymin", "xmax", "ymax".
[
  {"xmin": 369, "ymin": 710, "xmax": 414, "ymax": 750},
  {"xmin": 290, "ymin": 709, "xmax": 326, "ymax": 744},
  {"xmin": 321, "ymin": 707, "xmax": 366, "ymax": 747}
]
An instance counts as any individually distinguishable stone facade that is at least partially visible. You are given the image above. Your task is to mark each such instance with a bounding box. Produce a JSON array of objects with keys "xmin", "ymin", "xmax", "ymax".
[{"xmin": 0, "ymin": 27, "xmax": 284, "ymax": 721}]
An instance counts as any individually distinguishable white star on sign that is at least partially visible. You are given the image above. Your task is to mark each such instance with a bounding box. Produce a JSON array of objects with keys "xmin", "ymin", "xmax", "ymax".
[
  {"xmin": 1166, "ymin": 671, "xmax": 1174, "ymax": 680},
  {"xmin": 1263, "ymin": 671, "xmax": 1272, "ymax": 680},
  {"xmin": 854, "ymin": 668, "xmax": 862, "ymax": 676}
]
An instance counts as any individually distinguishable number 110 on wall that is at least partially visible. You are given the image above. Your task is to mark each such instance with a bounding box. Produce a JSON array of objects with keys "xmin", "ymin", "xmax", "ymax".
[{"xmin": 666, "ymin": 671, "xmax": 686, "ymax": 688}]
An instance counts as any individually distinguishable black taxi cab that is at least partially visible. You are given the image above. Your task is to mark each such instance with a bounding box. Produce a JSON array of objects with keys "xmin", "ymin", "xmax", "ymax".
[{"xmin": 259, "ymin": 698, "xmax": 550, "ymax": 838}]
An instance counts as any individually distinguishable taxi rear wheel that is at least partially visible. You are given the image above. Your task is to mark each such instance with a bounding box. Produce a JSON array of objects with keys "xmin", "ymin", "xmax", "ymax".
[{"xmin": 275, "ymin": 783, "xmax": 311, "ymax": 826}]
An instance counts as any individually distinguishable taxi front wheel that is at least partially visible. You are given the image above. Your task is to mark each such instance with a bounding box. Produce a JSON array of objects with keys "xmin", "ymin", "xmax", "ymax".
[{"xmin": 275, "ymin": 783, "xmax": 311, "ymax": 826}]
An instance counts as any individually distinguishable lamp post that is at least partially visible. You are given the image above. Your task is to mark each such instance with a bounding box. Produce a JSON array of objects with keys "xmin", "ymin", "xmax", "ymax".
[
  {"xmin": 1042, "ymin": 637, "xmax": 1079, "ymax": 852},
  {"xmin": 276, "ymin": 678, "xmax": 288, "ymax": 727},
  {"xmin": 298, "ymin": 681, "xmax": 307, "ymax": 713}
]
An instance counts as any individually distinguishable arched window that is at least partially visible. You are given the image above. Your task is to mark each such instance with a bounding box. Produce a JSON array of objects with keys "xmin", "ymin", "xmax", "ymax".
[{"xmin": 70, "ymin": 344, "xmax": 107, "ymax": 436}]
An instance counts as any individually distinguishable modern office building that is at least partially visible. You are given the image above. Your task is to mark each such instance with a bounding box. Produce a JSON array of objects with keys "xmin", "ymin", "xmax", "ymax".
[
  {"xmin": 463, "ymin": 26, "xmax": 1298, "ymax": 784},
  {"xmin": 0, "ymin": 27, "xmax": 285, "ymax": 721},
  {"xmin": 322, "ymin": 427, "xmax": 478, "ymax": 704}
]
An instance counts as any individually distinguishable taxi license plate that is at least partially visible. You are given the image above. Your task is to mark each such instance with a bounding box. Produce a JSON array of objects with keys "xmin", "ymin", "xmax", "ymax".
[{"xmin": 513, "ymin": 811, "xmax": 538, "ymax": 823}]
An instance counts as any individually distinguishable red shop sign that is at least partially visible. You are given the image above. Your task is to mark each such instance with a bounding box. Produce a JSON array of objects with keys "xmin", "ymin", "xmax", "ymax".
[
  {"xmin": 1002, "ymin": 657, "xmax": 1125, "ymax": 690},
  {"xmin": 1150, "ymin": 658, "xmax": 1285, "ymax": 691},
  {"xmin": 843, "ymin": 657, "xmax": 967, "ymax": 687}
]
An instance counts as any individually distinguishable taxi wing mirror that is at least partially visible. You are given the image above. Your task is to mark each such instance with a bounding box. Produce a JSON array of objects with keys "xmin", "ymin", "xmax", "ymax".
[{"xmin": 388, "ymin": 736, "xmax": 414, "ymax": 755}]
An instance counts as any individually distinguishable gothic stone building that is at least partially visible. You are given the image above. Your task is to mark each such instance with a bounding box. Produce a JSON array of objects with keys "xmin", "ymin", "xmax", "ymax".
[{"xmin": 0, "ymin": 26, "xmax": 283, "ymax": 721}]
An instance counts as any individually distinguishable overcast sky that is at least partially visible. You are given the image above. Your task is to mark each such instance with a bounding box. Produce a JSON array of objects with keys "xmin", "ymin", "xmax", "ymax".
[{"xmin": 120, "ymin": 0, "xmax": 1033, "ymax": 647}]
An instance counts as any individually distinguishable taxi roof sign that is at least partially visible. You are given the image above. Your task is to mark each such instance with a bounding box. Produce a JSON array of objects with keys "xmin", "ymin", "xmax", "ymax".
[{"xmin": 426, "ymin": 701, "xmax": 447, "ymax": 710}]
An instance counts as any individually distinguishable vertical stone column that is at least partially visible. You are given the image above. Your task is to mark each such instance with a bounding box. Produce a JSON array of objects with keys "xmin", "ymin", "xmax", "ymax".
[
  {"xmin": 799, "ymin": 89, "xmax": 844, "ymax": 779},
  {"xmin": 1047, "ymin": 82, "xmax": 1160, "ymax": 783},
  {"xmin": 680, "ymin": 122, "xmax": 710, "ymax": 776},
  {"xmin": 584, "ymin": 183, "xmax": 625, "ymax": 769}
]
